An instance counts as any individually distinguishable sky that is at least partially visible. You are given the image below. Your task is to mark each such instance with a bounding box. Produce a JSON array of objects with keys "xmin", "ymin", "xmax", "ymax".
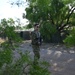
[{"xmin": 0, "ymin": 0, "xmax": 28, "ymax": 26}]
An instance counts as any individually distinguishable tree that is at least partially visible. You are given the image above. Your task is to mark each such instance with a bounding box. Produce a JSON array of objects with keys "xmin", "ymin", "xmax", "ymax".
[
  {"xmin": 24, "ymin": 0, "xmax": 75, "ymax": 43},
  {"xmin": 0, "ymin": 18, "xmax": 21, "ymax": 47}
]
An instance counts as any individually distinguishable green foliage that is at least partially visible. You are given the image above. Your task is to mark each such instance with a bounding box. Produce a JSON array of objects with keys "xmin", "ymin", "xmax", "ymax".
[
  {"xmin": 63, "ymin": 28, "xmax": 75, "ymax": 46},
  {"xmin": 25, "ymin": 24, "xmax": 33, "ymax": 29},
  {"xmin": 25, "ymin": 0, "xmax": 75, "ymax": 42},
  {"xmin": 40, "ymin": 21, "xmax": 57, "ymax": 42},
  {"xmin": 25, "ymin": 0, "xmax": 75, "ymax": 25},
  {"xmin": 0, "ymin": 51, "xmax": 31, "ymax": 75},
  {"xmin": 0, "ymin": 49, "xmax": 12, "ymax": 68},
  {"xmin": 0, "ymin": 18, "xmax": 22, "ymax": 47},
  {"xmin": 30, "ymin": 60, "xmax": 50, "ymax": 75},
  {"xmin": 0, "ymin": 49, "xmax": 51, "ymax": 75},
  {"xmin": 30, "ymin": 62, "xmax": 50, "ymax": 75}
]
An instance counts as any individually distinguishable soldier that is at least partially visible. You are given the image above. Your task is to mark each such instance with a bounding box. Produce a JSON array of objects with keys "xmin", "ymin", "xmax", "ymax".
[{"xmin": 31, "ymin": 23, "xmax": 42, "ymax": 65}]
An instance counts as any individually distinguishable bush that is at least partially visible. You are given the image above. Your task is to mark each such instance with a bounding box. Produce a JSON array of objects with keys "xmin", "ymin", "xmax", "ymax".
[
  {"xmin": 0, "ymin": 49, "xmax": 51, "ymax": 75},
  {"xmin": 63, "ymin": 28, "xmax": 75, "ymax": 47}
]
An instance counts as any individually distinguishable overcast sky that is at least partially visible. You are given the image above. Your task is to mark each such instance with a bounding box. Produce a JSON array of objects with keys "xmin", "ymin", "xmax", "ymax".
[{"xmin": 0, "ymin": 0, "xmax": 28, "ymax": 26}]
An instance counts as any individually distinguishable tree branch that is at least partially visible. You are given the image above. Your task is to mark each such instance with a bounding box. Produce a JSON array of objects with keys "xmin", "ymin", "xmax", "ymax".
[
  {"xmin": 59, "ymin": 6, "xmax": 75, "ymax": 31},
  {"xmin": 48, "ymin": 13, "xmax": 55, "ymax": 25}
]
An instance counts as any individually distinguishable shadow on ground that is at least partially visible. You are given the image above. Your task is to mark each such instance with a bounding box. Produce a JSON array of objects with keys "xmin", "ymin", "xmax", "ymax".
[
  {"xmin": 17, "ymin": 41, "xmax": 75, "ymax": 75},
  {"xmin": 40, "ymin": 43, "xmax": 75, "ymax": 75}
]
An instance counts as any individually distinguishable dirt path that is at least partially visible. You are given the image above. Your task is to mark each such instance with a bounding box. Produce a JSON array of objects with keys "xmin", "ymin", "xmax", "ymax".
[{"xmin": 18, "ymin": 40, "xmax": 75, "ymax": 75}]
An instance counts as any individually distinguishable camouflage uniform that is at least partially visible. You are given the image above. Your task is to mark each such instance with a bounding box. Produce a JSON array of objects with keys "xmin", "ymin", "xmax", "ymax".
[{"xmin": 31, "ymin": 30, "xmax": 41, "ymax": 64}]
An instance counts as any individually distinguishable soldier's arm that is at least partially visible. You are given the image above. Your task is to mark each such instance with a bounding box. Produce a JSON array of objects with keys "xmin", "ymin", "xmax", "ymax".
[{"xmin": 31, "ymin": 32, "xmax": 36, "ymax": 40}]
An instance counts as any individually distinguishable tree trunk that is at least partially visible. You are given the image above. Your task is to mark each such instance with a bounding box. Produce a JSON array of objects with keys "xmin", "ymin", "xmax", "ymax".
[{"xmin": 50, "ymin": 31, "xmax": 62, "ymax": 43}]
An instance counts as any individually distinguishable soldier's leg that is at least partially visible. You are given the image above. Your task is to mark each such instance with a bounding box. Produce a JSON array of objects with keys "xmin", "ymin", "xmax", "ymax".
[
  {"xmin": 33, "ymin": 45, "xmax": 40, "ymax": 59},
  {"xmin": 32, "ymin": 45, "xmax": 40, "ymax": 65}
]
